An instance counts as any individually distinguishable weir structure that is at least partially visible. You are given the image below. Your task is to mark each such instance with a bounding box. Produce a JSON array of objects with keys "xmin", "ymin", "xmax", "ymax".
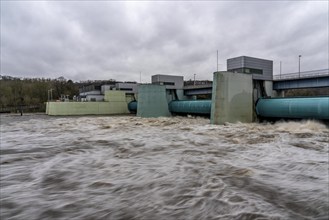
[
  {"xmin": 128, "ymin": 56, "xmax": 328, "ymax": 123},
  {"xmin": 46, "ymin": 55, "xmax": 329, "ymax": 122},
  {"xmin": 131, "ymin": 56, "xmax": 271, "ymax": 123}
]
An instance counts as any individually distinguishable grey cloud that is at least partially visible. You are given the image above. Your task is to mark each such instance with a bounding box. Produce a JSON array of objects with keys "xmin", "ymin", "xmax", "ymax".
[{"xmin": 1, "ymin": 1, "xmax": 328, "ymax": 82}]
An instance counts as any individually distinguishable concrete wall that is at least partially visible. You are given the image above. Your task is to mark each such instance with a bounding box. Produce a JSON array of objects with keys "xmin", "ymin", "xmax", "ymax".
[
  {"xmin": 46, "ymin": 101, "xmax": 129, "ymax": 116},
  {"xmin": 211, "ymin": 71, "xmax": 253, "ymax": 124},
  {"xmin": 46, "ymin": 91, "xmax": 130, "ymax": 116},
  {"xmin": 176, "ymin": 89, "xmax": 191, "ymax": 100},
  {"xmin": 104, "ymin": 90, "xmax": 126, "ymax": 102},
  {"xmin": 137, "ymin": 84, "xmax": 171, "ymax": 117}
]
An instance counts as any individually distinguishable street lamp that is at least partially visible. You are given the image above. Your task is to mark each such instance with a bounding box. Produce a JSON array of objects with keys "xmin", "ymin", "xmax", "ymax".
[
  {"xmin": 298, "ymin": 55, "xmax": 302, "ymax": 78},
  {"xmin": 48, "ymin": 89, "xmax": 54, "ymax": 101},
  {"xmin": 217, "ymin": 50, "xmax": 219, "ymax": 72}
]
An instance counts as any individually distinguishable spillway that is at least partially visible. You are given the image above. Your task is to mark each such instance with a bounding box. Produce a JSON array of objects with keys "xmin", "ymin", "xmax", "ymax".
[{"xmin": 255, "ymin": 97, "xmax": 329, "ymax": 120}]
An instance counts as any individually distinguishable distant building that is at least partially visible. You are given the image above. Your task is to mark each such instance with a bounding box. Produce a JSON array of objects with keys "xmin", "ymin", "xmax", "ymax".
[
  {"xmin": 78, "ymin": 82, "xmax": 138, "ymax": 101},
  {"xmin": 79, "ymin": 84, "xmax": 101, "ymax": 94},
  {"xmin": 151, "ymin": 74, "xmax": 184, "ymax": 89},
  {"xmin": 79, "ymin": 90, "xmax": 103, "ymax": 102},
  {"xmin": 115, "ymin": 82, "xmax": 138, "ymax": 94},
  {"xmin": 227, "ymin": 56, "xmax": 273, "ymax": 81},
  {"xmin": 101, "ymin": 85, "xmax": 115, "ymax": 94}
]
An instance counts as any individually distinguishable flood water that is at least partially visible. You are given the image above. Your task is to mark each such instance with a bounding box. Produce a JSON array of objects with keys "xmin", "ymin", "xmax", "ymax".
[{"xmin": 0, "ymin": 114, "xmax": 328, "ymax": 220}]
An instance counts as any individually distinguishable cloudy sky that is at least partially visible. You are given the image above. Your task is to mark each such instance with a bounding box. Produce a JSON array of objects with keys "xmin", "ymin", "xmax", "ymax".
[{"xmin": 1, "ymin": 1, "xmax": 328, "ymax": 82}]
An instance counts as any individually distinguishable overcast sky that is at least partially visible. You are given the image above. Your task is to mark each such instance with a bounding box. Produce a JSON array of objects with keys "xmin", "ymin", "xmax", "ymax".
[{"xmin": 1, "ymin": 1, "xmax": 328, "ymax": 82}]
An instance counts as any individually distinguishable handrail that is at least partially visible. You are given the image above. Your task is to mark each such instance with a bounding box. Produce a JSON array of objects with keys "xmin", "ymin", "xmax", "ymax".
[{"xmin": 273, "ymin": 69, "xmax": 329, "ymax": 80}]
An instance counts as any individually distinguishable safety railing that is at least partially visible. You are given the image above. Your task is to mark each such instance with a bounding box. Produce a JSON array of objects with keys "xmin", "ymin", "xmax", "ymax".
[{"xmin": 273, "ymin": 69, "xmax": 329, "ymax": 80}]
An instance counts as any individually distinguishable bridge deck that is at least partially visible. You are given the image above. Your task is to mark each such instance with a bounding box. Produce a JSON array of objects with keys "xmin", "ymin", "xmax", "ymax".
[
  {"xmin": 182, "ymin": 69, "xmax": 329, "ymax": 94},
  {"xmin": 183, "ymin": 84, "xmax": 213, "ymax": 95},
  {"xmin": 273, "ymin": 69, "xmax": 329, "ymax": 90}
]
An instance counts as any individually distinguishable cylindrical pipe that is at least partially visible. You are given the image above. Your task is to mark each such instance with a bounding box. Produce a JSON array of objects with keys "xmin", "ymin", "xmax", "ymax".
[
  {"xmin": 256, "ymin": 97, "xmax": 329, "ymax": 120},
  {"xmin": 169, "ymin": 100, "xmax": 212, "ymax": 115},
  {"xmin": 128, "ymin": 101, "xmax": 137, "ymax": 113}
]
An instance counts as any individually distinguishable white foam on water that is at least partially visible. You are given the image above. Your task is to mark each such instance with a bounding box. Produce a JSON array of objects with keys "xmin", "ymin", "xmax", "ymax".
[{"xmin": 1, "ymin": 115, "xmax": 328, "ymax": 219}]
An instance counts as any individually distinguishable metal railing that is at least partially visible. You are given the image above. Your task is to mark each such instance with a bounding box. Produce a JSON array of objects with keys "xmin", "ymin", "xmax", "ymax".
[{"xmin": 273, "ymin": 69, "xmax": 329, "ymax": 80}]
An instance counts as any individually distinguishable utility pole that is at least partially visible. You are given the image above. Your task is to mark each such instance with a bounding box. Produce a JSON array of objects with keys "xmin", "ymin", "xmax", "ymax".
[
  {"xmin": 140, "ymin": 72, "xmax": 142, "ymax": 84},
  {"xmin": 194, "ymin": 74, "xmax": 196, "ymax": 86},
  {"xmin": 48, "ymin": 89, "xmax": 54, "ymax": 101},
  {"xmin": 217, "ymin": 50, "xmax": 219, "ymax": 72},
  {"xmin": 280, "ymin": 61, "xmax": 282, "ymax": 79},
  {"xmin": 298, "ymin": 55, "xmax": 302, "ymax": 78}
]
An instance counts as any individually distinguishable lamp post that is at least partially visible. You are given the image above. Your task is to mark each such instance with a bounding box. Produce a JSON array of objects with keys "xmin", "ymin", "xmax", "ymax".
[
  {"xmin": 217, "ymin": 50, "xmax": 219, "ymax": 72},
  {"xmin": 48, "ymin": 89, "xmax": 54, "ymax": 101},
  {"xmin": 298, "ymin": 55, "xmax": 302, "ymax": 78}
]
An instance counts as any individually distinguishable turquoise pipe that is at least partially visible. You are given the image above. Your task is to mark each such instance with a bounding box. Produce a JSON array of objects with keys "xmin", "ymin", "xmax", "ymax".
[
  {"xmin": 169, "ymin": 100, "xmax": 212, "ymax": 115},
  {"xmin": 128, "ymin": 100, "xmax": 212, "ymax": 115},
  {"xmin": 128, "ymin": 101, "xmax": 137, "ymax": 112},
  {"xmin": 256, "ymin": 97, "xmax": 329, "ymax": 120}
]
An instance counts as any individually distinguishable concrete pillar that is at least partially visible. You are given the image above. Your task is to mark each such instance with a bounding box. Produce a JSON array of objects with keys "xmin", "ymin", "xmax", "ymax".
[
  {"xmin": 211, "ymin": 71, "xmax": 253, "ymax": 124},
  {"xmin": 137, "ymin": 84, "xmax": 171, "ymax": 117},
  {"xmin": 264, "ymin": 81, "xmax": 273, "ymax": 97}
]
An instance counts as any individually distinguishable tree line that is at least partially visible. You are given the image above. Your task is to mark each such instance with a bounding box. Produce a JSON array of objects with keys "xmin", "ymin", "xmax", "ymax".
[
  {"xmin": 0, "ymin": 76, "xmax": 79, "ymax": 113},
  {"xmin": 0, "ymin": 75, "xmax": 133, "ymax": 113}
]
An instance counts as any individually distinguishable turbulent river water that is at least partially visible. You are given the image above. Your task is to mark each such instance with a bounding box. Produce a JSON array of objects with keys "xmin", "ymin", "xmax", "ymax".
[{"xmin": 0, "ymin": 114, "xmax": 328, "ymax": 220}]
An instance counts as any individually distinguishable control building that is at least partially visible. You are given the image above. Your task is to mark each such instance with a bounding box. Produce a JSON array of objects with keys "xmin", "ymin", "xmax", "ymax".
[
  {"xmin": 151, "ymin": 74, "xmax": 184, "ymax": 89},
  {"xmin": 227, "ymin": 56, "xmax": 273, "ymax": 81}
]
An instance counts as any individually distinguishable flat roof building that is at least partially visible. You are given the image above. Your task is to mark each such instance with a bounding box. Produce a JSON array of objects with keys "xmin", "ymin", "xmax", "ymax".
[
  {"xmin": 151, "ymin": 74, "xmax": 184, "ymax": 89},
  {"xmin": 227, "ymin": 56, "xmax": 273, "ymax": 81},
  {"xmin": 115, "ymin": 82, "xmax": 138, "ymax": 94}
]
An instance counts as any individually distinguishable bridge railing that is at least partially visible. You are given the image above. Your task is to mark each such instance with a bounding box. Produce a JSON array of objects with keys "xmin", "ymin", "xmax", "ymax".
[{"xmin": 273, "ymin": 69, "xmax": 329, "ymax": 80}]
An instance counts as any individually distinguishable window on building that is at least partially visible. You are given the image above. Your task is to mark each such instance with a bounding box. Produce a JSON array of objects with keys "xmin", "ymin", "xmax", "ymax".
[
  {"xmin": 230, "ymin": 68, "xmax": 263, "ymax": 75},
  {"xmin": 163, "ymin": 82, "xmax": 175, "ymax": 86},
  {"xmin": 119, "ymin": 88, "xmax": 133, "ymax": 91},
  {"xmin": 247, "ymin": 68, "xmax": 263, "ymax": 74}
]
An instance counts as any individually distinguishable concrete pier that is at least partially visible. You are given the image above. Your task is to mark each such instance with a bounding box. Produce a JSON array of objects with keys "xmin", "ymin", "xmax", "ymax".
[
  {"xmin": 211, "ymin": 71, "xmax": 253, "ymax": 124},
  {"xmin": 137, "ymin": 85, "xmax": 171, "ymax": 117}
]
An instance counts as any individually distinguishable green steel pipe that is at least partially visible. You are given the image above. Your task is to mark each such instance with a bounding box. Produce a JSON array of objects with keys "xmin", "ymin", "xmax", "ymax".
[
  {"xmin": 256, "ymin": 97, "xmax": 329, "ymax": 120},
  {"xmin": 128, "ymin": 100, "xmax": 212, "ymax": 115},
  {"xmin": 128, "ymin": 101, "xmax": 137, "ymax": 112},
  {"xmin": 169, "ymin": 100, "xmax": 212, "ymax": 115}
]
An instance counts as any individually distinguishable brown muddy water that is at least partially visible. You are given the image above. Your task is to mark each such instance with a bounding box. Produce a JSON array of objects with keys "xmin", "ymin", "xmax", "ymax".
[{"xmin": 0, "ymin": 114, "xmax": 328, "ymax": 220}]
